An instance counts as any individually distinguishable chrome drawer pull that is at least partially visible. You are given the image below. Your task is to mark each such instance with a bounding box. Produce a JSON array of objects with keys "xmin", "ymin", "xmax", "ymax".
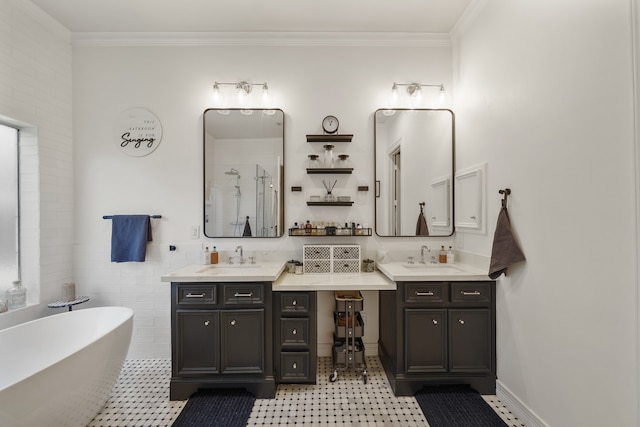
[
  {"xmin": 230, "ymin": 320, "xmax": 236, "ymax": 326},
  {"xmin": 186, "ymin": 293, "xmax": 205, "ymax": 298},
  {"xmin": 461, "ymin": 291, "xmax": 481, "ymax": 296},
  {"xmin": 204, "ymin": 320, "xmax": 210, "ymax": 326},
  {"xmin": 416, "ymin": 291, "xmax": 434, "ymax": 296},
  {"xmin": 293, "ymin": 362, "xmax": 297, "ymax": 369},
  {"xmin": 292, "ymin": 328, "xmax": 297, "ymax": 335},
  {"xmin": 234, "ymin": 292, "xmax": 253, "ymax": 298},
  {"xmin": 432, "ymin": 319, "xmax": 438, "ymax": 325},
  {"xmin": 458, "ymin": 319, "xmax": 465, "ymax": 325},
  {"xmin": 292, "ymin": 300, "xmax": 297, "ymax": 306}
]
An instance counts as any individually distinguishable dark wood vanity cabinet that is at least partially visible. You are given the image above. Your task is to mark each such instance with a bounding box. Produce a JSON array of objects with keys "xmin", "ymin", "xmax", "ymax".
[
  {"xmin": 379, "ymin": 281, "xmax": 496, "ymax": 395},
  {"xmin": 274, "ymin": 292, "xmax": 317, "ymax": 383},
  {"xmin": 170, "ymin": 282, "xmax": 275, "ymax": 399}
]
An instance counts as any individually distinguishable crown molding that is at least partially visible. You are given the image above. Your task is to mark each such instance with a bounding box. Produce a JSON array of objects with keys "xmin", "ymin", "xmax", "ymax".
[{"xmin": 71, "ymin": 31, "xmax": 451, "ymax": 47}]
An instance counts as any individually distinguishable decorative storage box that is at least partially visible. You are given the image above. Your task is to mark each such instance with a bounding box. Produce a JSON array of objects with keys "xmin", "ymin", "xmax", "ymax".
[{"xmin": 303, "ymin": 244, "xmax": 361, "ymax": 274}]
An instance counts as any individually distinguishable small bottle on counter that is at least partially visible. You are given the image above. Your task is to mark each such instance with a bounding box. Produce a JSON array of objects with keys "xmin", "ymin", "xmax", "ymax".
[
  {"xmin": 438, "ymin": 246, "xmax": 447, "ymax": 263},
  {"xmin": 305, "ymin": 220, "xmax": 312, "ymax": 235},
  {"xmin": 202, "ymin": 246, "xmax": 211, "ymax": 265},
  {"xmin": 6, "ymin": 280, "xmax": 26, "ymax": 309},
  {"xmin": 211, "ymin": 247, "xmax": 218, "ymax": 264},
  {"xmin": 446, "ymin": 246, "xmax": 454, "ymax": 264}
]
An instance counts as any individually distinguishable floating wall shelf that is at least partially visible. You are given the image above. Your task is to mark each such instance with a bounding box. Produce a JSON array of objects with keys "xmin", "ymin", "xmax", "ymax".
[
  {"xmin": 289, "ymin": 228, "xmax": 372, "ymax": 237},
  {"xmin": 306, "ymin": 134, "xmax": 353, "ymax": 143},
  {"xmin": 306, "ymin": 168, "xmax": 353, "ymax": 174},
  {"xmin": 307, "ymin": 201, "xmax": 354, "ymax": 207}
]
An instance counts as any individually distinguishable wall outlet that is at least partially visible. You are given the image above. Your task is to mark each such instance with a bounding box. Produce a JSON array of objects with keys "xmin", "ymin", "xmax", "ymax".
[{"xmin": 190, "ymin": 225, "xmax": 199, "ymax": 239}]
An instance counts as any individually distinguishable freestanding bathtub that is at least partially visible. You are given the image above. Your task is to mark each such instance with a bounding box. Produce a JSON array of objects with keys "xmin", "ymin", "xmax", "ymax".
[{"xmin": 0, "ymin": 306, "xmax": 133, "ymax": 427}]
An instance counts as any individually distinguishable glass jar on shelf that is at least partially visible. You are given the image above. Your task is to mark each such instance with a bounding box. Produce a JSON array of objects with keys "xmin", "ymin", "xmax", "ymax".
[
  {"xmin": 323, "ymin": 144, "xmax": 335, "ymax": 168},
  {"xmin": 336, "ymin": 154, "xmax": 350, "ymax": 168},
  {"xmin": 308, "ymin": 154, "xmax": 320, "ymax": 169}
]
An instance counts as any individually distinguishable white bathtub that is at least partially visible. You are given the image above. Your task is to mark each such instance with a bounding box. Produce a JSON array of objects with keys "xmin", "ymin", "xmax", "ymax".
[{"xmin": 0, "ymin": 306, "xmax": 133, "ymax": 427}]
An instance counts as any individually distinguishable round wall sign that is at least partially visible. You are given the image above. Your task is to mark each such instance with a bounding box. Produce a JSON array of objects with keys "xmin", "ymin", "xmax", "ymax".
[{"xmin": 115, "ymin": 108, "xmax": 162, "ymax": 157}]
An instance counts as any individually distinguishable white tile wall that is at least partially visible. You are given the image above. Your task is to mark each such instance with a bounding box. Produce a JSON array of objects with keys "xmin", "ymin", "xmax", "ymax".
[{"xmin": 0, "ymin": 0, "xmax": 73, "ymax": 329}]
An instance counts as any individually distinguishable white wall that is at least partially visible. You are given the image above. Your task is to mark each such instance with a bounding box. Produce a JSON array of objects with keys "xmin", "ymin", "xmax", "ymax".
[
  {"xmin": 452, "ymin": 1, "xmax": 638, "ymax": 426},
  {"xmin": 0, "ymin": 0, "xmax": 73, "ymax": 329},
  {"xmin": 71, "ymin": 40, "xmax": 456, "ymax": 358}
]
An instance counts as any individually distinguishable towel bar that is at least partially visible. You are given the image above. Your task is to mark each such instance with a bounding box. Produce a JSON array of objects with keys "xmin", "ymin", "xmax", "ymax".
[{"xmin": 103, "ymin": 215, "xmax": 162, "ymax": 219}]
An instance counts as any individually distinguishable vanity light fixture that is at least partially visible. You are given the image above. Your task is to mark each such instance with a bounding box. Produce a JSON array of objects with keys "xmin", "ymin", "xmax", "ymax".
[
  {"xmin": 392, "ymin": 82, "xmax": 444, "ymax": 97},
  {"xmin": 213, "ymin": 81, "xmax": 270, "ymax": 106}
]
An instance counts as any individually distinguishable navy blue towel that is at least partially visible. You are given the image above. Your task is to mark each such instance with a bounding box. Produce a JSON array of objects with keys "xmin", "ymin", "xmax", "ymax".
[{"xmin": 110, "ymin": 215, "xmax": 152, "ymax": 262}]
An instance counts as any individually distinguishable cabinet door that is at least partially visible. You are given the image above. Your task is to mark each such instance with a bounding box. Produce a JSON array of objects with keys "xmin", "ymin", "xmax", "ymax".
[
  {"xmin": 449, "ymin": 309, "xmax": 492, "ymax": 373},
  {"xmin": 175, "ymin": 310, "xmax": 220, "ymax": 375},
  {"xmin": 221, "ymin": 309, "xmax": 264, "ymax": 375},
  {"xmin": 404, "ymin": 309, "xmax": 447, "ymax": 373}
]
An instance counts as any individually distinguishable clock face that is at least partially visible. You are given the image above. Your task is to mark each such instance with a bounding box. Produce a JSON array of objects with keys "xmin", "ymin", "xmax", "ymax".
[
  {"xmin": 322, "ymin": 115, "xmax": 339, "ymax": 134},
  {"xmin": 115, "ymin": 108, "xmax": 162, "ymax": 157}
]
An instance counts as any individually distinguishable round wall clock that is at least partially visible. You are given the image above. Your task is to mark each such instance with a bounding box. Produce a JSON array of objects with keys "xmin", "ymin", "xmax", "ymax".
[
  {"xmin": 322, "ymin": 115, "xmax": 339, "ymax": 134},
  {"xmin": 115, "ymin": 108, "xmax": 163, "ymax": 157}
]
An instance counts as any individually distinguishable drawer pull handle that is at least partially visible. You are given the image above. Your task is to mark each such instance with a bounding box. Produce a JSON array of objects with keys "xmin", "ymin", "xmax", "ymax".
[
  {"xmin": 458, "ymin": 319, "xmax": 465, "ymax": 325},
  {"xmin": 230, "ymin": 320, "xmax": 236, "ymax": 326},
  {"xmin": 234, "ymin": 292, "xmax": 253, "ymax": 298},
  {"xmin": 432, "ymin": 319, "xmax": 438, "ymax": 325},
  {"xmin": 292, "ymin": 328, "xmax": 297, "ymax": 335},
  {"xmin": 292, "ymin": 300, "xmax": 297, "ymax": 306},
  {"xmin": 293, "ymin": 362, "xmax": 297, "ymax": 369},
  {"xmin": 461, "ymin": 291, "xmax": 481, "ymax": 296},
  {"xmin": 416, "ymin": 291, "xmax": 434, "ymax": 296},
  {"xmin": 204, "ymin": 320, "xmax": 210, "ymax": 326},
  {"xmin": 186, "ymin": 293, "xmax": 206, "ymax": 298}
]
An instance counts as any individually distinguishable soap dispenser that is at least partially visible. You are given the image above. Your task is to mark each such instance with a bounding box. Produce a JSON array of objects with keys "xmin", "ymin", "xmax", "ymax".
[
  {"xmin": 210, "ymin": 246, "xmax": 218, "ymax": 264},
  {"xmin": 202, "ymin": 246, "xmax": 211, "ymax": 265},
  {"xmin": 438, "ymin": 246, "xmax": 447, "ymax": 263},
  {"xmin": 446, "ymin": 246, "xmax": 455, "ymax": 264}
]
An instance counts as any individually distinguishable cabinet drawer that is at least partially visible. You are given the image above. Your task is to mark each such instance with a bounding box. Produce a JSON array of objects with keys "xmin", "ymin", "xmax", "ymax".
[
  {"xmin": 404, "ymin": 283, "xmax": 446, "ymax": 304},
  {"xmin": 332, "ymin": 259, "xmax": 360, "ymax": 273},
  {"xmin": 303, "ymin": 245, "xmax": 331, "ymax": 259},
  {"xmin": 451, "ymin": 283, "xmax": 491, "ymax": 304},
  {"xmin": 223, "ymin": 283, "xmax": 264, "ymax": 305},
  {"xmin": 332, "ymin": 245, "xmax": 360, "ymax": 260},
  {"xmin": 279, "ymin": 352, "xmax": 311, "ymax": 382},
  {"xmin": 176, "ymin": 284, "xmax": 217, "ymax": 305},
  {"xmin": 280, "ymin": 318, "xmax": 309, "ymax": 348},
  {"xmin": 280, "ymin": 293, "xmax": 310, "ymax": 314},
  {"xmin": 304, "ymin": 260, "xmax": 331, "ymax": 274}
]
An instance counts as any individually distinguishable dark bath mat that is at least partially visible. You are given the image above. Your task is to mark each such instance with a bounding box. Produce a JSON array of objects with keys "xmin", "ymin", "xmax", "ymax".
[
  {"xmin": 415, "ymin": 385, "xmax": 508, "ymax": 427},
  {"xmin": 171, "ymin": 389, "xmax": 255, "ymax": 427}
]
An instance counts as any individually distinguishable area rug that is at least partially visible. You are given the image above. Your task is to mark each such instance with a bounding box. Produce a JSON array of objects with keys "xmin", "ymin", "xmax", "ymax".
[
  {"xmin": 415, "ymin": 385, "xmax": 508, "ymax": 427},
  {"xmin": 171, "ymin": 389, "xmax": 255, "ymax": 427}
]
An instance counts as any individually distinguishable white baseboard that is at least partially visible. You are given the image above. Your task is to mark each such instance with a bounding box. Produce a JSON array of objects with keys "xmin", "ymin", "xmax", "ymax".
[{"xmin": 496, "ymin": 380, "xmax": 549, "ymax": 427}]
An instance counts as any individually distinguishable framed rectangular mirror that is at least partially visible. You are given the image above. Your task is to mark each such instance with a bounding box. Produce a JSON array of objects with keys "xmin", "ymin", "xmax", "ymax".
[
  {"xmin": 374, "ymin": 109, "xmax": 454, "ymax": 237},
  {"xmin": 203, "ymin": 108, "xmax": 284, "ymax": 237}
]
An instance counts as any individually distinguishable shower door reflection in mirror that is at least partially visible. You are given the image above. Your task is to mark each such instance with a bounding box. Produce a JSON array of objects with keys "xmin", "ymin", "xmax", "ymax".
[
  {"xmin": 204, "ymin": 109, "xmax": 284, "ymax": 237},
  {"xmin": 374, "ymin": 109, "xmax": 454, "ymax": 237}
]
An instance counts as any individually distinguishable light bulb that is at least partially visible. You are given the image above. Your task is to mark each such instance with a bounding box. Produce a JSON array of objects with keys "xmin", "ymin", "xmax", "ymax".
[{"xmin": 212, "ymin": 83, "xmax": 223, "ymax": 105}]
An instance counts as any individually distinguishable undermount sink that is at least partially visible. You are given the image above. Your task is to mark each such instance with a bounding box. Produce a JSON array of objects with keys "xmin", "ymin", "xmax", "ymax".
[
  {"xmin": 196, "ymin": 264, "xmax": 260, "ymax": 273},
  {"xmin": 402, "ymin": 263, "xmax": 464, "ymax": 274}
]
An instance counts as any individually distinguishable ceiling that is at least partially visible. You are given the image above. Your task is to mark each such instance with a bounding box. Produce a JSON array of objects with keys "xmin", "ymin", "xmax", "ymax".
[{"xmin": 30, "ymin": 0, "xmax": 472, "ymax": 33}]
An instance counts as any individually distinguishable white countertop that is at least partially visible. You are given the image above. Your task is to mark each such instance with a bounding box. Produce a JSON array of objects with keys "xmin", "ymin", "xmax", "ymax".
[
  {"xmin": 376, "ymin": 261, "xmax": 489, "ymax": 282},
  {"xmin": 160, "ymin": 261, "xmax": 287, "ymax": 282},
  {"xmin": 272, "ymin": 270, "xmax": 396, "ymax": 291},
  {"xmin": 161, "ymin": 260, "xmax": 489, "ymax": 285}
]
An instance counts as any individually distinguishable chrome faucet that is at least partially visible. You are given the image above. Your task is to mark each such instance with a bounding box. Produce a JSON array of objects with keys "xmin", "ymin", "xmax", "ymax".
[
  {"xmin": 235, "ymin": 245, "xmax": 244, "ymax": 264},
  {"xmin": 420, "ymin": 245, "xmax": 431, "ymax": 264}
]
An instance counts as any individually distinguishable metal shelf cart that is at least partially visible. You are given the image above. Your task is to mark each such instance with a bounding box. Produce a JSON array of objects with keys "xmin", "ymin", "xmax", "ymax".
[{"xmin": 329, "ymin": 291, "xmax": 367, "ymax": 384}]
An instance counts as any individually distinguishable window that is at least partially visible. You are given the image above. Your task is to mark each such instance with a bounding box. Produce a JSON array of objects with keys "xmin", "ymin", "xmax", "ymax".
[{"xmin": 0, "ymin": 123, "xmax": 19, "ymax": 286}]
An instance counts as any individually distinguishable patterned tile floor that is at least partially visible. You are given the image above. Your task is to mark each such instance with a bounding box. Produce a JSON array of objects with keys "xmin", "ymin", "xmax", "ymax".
[{"xmin": 88, "ymin": 357, "xmax": 524, "ymax": 426}]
